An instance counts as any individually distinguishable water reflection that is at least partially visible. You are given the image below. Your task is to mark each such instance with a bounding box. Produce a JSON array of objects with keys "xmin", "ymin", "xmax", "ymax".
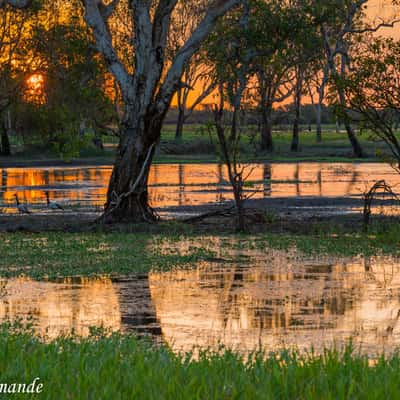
[
  {"xmin": 149, "ymin": 249, "xmax": 400, "ymax": 356},
  {"xmin": 0, "ymin": 276, "xmax": 121, "ymax": 339},
  {"xmin": 1, "ymin": 245, "xmax": 400, "ymax": 356},
  {"xmin": 0, "ymin": 163, "xmax": 399, "ymax": 213},
  {"xmin": 0, "ymin": 275, "xmax": 159, "ymax": 340}
]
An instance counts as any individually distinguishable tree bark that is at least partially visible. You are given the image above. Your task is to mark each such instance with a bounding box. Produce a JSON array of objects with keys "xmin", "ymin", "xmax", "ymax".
[
  {"xmin": 233, "ymin": 187, "xmax": 245, "ymax": 232},
  {"xmin": 315, "ymin": 65, "xmax": 329, "ymax": 143},
  {"xmin": 228, "ymin": 108, "xmax": 238, "ymax": 144},
  {"xmin": 291, "ymin": 70, "xmax": 303, "ymax": 152},
  {"xmin": 337, "ymin": 86, "xmax": 364, "ymax": 158},
  {"xmin": 291, "ymin": 113, "xmax": 300, "ymax": 152},
  {"xmin": 260, "ymin": 103, "xmax": 273, "ymax": 152},
  {"xmin": 1, "ymin": 122, "xmax": 11, "ymax": 156},
  {"xmin": 82, "ymin": 0, "xmax": 240, "ymax": 223},
  {"xmin": 100, "ymin": 110, "xmax": 162, "ymax": 224},
  {"xmin": 316, "ymin": 100, "xmax": 322, "ymax": 143},
  {"xmin": 344, "ymin": 120, "xmax": 363, "ymax": 158},
  {"xmin": 175, "ymin": 106, "xmax": 185, "ymax": 140}
]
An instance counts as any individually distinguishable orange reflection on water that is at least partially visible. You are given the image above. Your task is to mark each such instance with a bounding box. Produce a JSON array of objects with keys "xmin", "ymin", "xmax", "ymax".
[
  {"xmin": 0, "ymin": 277, "xmax": 121, "ymax": 339},
  {"xmin": 1, "ymin": 239, "xmax": 400, "ymax": 355},
  {"xmin": 149, "ymin": 239, "xmax": 400, "ymax": 356},
  {"xmin": 0, "ymin": 163, "xmax": 399, "ymax": 213}
]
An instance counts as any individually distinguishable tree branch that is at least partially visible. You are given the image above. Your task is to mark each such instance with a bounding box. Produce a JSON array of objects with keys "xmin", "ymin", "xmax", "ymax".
[
  {"xmin": 81, "ymin": 0, "xmax": 131, "ymax": 101},
  {"xmin": 153, "ymin": 0, "xmax": 178, "ymax": 49},
  {"xmin": 156, "ymin": 0, "xmax": 241, "ymax": 113},
  {"xmin": 349, "ymin": 19, "xmax": 400, "ymax": 34},
  {"xmin": 99, "ymin": 0, "xmax": 119, "ymax": 19}
]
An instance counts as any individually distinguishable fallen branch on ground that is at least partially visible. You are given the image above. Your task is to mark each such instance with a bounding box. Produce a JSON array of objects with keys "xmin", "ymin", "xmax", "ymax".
[{"xmin": 183, "ymin": 206, "xmax": 235, "ymax": 223}]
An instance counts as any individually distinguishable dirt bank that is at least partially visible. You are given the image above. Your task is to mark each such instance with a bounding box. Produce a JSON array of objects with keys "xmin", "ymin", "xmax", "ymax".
[{"xmin": 0, "ymin": 196, "xmax": 397, "ymax": 234}]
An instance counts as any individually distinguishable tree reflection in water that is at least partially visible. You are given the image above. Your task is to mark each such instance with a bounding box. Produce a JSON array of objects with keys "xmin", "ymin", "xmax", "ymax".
[
  {"xmin": 149, "ymin": 239, "xmax": 400, "ymax": 356},
  {"xmin": 0, "ymin": 163, "xmax": 399, "ymax": 215},
  {"xmin": 0, "ymin": 240, "xmax": 400, "ymax": 356}
]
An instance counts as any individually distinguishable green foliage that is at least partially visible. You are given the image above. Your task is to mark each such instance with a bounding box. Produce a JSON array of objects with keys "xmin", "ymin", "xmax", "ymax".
[
  {"xmin": 10, "ymin": 0, "xmax": 116, "ymax": 158},
  {"xmin": 339, "ymin": 36, "xmax": 400, "ymax": 167},
  {"xmin": 1, "ymin": 324, "xmax": 400, "ymax": 399},
  {"xmin": 50, "ymin": 125, "xmax": 90, "ymax": 161}
]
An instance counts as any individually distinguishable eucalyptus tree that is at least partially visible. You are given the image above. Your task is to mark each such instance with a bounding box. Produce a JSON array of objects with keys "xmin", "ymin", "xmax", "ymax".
[
  {"xmin": 0, "ymin": 2, "xmax": 37, "ymax": 155},
  {"xmin": 341, "ymin": 37, "xmax": 400, "ymax": 171},
  {"xmin": 252, "ymin": 1, "xmax": 296, "ymax": 152},
  {"xmin": 306, "ymin": 0, "xmax": 400, "ymax": 157},
  {"xmin": 18, "ymin": 0, "xmax": 113, "ymax": 159},
  {"xmin": 254, "ymin": 0, "xmax": 322, "ymax": 152},
  {"xmin": 288, "ymin": 4, "xmax": 321, "ymax": 152},
  {"xmin": 256, "ymin": 57, "xmax": 294, "ymax": 152},
  {"xmin": 206, "ymin": 0, "xmax": 267, "ymax": 230},
  {"xmin": 81, "ymin": 0, "xmax": 241, "ymax": 223},
  {"xmin": 167, "ymin": 1, "xmax": 216, "ymax": 140},
  {"xmin": 316, "ymin": 0, "xmax": 365, "ymax": 157},
  {"xmin": 306, "ymin": 59, "xmax": 329, "ymax": 142}
]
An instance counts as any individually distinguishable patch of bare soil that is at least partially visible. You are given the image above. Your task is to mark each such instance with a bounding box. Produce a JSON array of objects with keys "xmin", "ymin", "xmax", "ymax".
[{"xmin": 0, "ymin": 196, "xmax": 397, "ymax": 235}]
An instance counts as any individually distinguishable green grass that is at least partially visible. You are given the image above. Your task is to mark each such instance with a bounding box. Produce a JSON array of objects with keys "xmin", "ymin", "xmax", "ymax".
[
  {"xmin": 0, "ymin": 223, "xmax": 398, "ymax": 280},
  {"xmin": 1, "ymin": 324, "xmax": 400, "ymax": 399},
  {"xmin": 4, "ymin": 124, "xmax": 399, "ymax": 165},
  {"xmin": 256, "ymin": 225, "xmax": 400, "ymax": 257},
  {"xmin": 158, "ymin": 124, "xmax": 400, "ymax": 164},
  {"xmin": 0, "ymin": 231, "xmax": 214, "ymax": 280}
]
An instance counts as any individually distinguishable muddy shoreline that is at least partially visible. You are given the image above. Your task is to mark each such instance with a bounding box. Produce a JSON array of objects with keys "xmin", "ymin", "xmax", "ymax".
[{"xmin": 0, "ymin": 195, "xmax": 397, "ymax": 234}]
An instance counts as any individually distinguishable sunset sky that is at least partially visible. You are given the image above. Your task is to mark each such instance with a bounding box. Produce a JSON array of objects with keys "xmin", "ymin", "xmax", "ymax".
[{"xmin": 174, "ymin": 0, "xmax": 400, "ymax": 109}]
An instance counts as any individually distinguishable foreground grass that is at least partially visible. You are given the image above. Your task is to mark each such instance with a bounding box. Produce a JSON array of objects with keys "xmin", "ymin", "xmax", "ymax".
[
  {"xmin": 0, "ymin": 223, "xmax": 399, "ymax": 279},
  {"xmin": 1, "ymin": 325, "xmax": 400, "ymax": 399}
]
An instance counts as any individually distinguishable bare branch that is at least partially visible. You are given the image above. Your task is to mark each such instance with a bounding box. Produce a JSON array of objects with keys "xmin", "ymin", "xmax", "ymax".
[
  {"xmin": 153, "ymin": 0, "xmax": 178, "ymax": 49},
  {"xmin": 185, "ymin": 80, "xmax": 216, "ymax": 120},
  {"xmin": 349, "ymin": 19, "xmax": 400, "ymax": 34},
  {"xmin": 99, "ymin": 0, "xmax": 119, "ymax": 20},
  {"xmin": 156, "ymin": 0, "xmax": 240, "ymax": 112},
  {"xmin": 81, "ymin": 0, "xmax": 131, "ymax": 101}
]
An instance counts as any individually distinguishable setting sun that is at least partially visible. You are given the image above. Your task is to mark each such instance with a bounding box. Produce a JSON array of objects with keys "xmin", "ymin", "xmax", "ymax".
[
  {"xmin": 24, "ymin": 73, "xmax": 45, "ymax": 103},
  {"xmin": 26, "ymin": 73, "xmax": 44, "ymax": 89}
]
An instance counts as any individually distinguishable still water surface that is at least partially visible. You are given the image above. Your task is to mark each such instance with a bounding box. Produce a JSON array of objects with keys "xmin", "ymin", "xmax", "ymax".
[
  {"xmin": 0, "ymin": 163, "xmax": 399, "ymax": 213},
  {"xmin": 1, "ymin": 240, "xmax": 400, "ymax": 356}
]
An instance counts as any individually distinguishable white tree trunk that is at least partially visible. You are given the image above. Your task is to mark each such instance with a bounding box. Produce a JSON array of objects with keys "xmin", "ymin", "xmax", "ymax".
[{"xmin": 81, "ymin": 0, "xmax": 240, "ymax": 222}]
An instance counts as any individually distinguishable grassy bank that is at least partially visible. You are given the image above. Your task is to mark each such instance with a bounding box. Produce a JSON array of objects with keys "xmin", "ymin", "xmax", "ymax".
[
  {"xmin": 2, "ymin": 127, "xmax": 397, "ymax": 166},
  {"xmin": 0, "ymin": 231, "xmax": 213, "ymax": 279},
  {"xmin": 0, "ymin": 325, "xmax": 400, "ymax": 399},
  {"xmin": 0, "ymin": 223, "xmax": 398, "ymax": 279}
]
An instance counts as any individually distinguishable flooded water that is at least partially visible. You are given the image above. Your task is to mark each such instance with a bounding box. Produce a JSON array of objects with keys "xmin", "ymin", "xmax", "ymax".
[
  {"xmin": 0, "ymin": 163, "xmax": 399, "ymax": 215},
  {"xmin": 2, "ymin": 240, "xmax": 400, "ymax": 356}
]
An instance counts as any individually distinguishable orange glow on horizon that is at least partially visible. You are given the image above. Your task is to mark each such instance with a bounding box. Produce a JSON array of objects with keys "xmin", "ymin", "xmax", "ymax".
[{"xmin": 171, "ymin": 0, "xmax": 400, "ymax": 109}]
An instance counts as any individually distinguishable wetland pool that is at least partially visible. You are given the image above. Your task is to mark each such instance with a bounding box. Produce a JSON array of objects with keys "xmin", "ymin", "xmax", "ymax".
[
  {"xmin": 1, "ymin": 162, "xmax": 399, "ymax": 217},
  {"xmin": 2, "ymin": 240, "xmax": 400, "ymax": 357}
]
